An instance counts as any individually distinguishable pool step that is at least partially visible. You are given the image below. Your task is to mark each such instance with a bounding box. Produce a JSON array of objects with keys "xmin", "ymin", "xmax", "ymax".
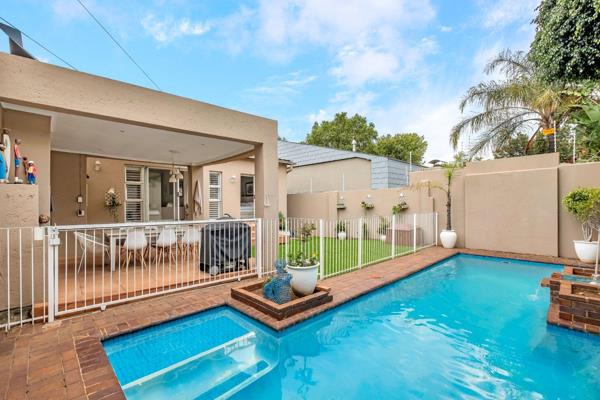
[
  {"xmin": 122, "ymin": 331, "xmax": 256, "ymax": 390},
  {"xmin": 195, "ymin": 359, "xmax": 273, "ymax": 400}
]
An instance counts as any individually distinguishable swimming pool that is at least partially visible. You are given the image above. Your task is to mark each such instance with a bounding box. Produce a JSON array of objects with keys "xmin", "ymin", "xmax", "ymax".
[{"xmin": 103, "ymin": 254, "xmax": 600, "ymax": 399}]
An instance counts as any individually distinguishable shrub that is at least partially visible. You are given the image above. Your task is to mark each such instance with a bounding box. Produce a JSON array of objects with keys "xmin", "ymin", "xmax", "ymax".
[
  {"xmin": 378, "ymin": 217, "xmax": 389, "ymax": 235},
  {"xmin": 287, "ymin": 250, "xmax": 318, "ymax": 267},
  {"xmin": 335, "ymin": 221, "xmax": 347, "ymax": 233},
  {"xmin": 563, "ymin": 188, "xmax": 600, "ymax": 241}
]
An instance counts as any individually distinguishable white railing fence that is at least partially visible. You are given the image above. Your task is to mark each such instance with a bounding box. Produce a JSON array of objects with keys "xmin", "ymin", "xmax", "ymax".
[
  {"xmin": 0, "ymin": 212, "xmax": 437, "ymax": 330},
  {"xmin": 0, "ymin": 227, "xmax": 47, "ymax": 330},
  {"xmin": 261, "ymin": 212, "xmax": 437, "ymax": 279}
]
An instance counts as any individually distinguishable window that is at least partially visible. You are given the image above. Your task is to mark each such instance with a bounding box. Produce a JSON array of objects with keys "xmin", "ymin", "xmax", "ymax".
[
  {"xmin": 208, "ymin": 171, "xmax": 222, "ymax": 219},
  {"xmin": 124, "ymin": 166, "xmax": 144, "ymax": 222}
]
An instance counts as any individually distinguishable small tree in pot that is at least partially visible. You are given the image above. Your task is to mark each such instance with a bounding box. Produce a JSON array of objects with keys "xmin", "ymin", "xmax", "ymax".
[
  {"xmin": 336, "ymin": 221, "xmax": 347, "ymax": 240},
  {"xmin": 413, "ymin": 156, "xmax": 464, "ymax": 248},
  {"xmin": 563, "ymin": 188, "xmax": 600, "ymax": 264}
]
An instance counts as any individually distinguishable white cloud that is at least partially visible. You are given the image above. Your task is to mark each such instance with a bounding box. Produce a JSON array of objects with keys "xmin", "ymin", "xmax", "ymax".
[
  {"xmin": 440, "ymin": 25, "xmax": 453, "ymax": 32},
  {"xmin": 248, "ymin": 71, "xmax": 317, "ymax": 96},
  {"xmin": 142, "ymin": 14, "xmax": 210, "ymax": 44},
  {"xmin": 330, "ymin": 45, "xmax": 399, "ymax": 86},
  {"xmin": 51, "ymin": 0, "xmax": 88, "ymax": 21},
  {"xmin": 479, "ymin": 0, "xmax": 538, "ymax": 29}
]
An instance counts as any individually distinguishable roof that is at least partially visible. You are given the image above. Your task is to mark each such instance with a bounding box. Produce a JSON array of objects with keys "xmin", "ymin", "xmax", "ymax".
[
  {"xmin": 278, "ymin": 140, "xmax": 415, "ymax": 167},
  {"xmin": 278, "ymin": 140, "xmax": 424, "ymax": 188}
]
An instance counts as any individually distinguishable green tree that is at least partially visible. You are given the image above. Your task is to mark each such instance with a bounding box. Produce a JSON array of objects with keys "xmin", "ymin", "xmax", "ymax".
[
  {"xmin": 492, "ymin": 133, "xmax": 531, "ymax": 158},
  {"xmin": 374, "ymin": 133, "xmax": 428, "ymax": 164},
  {"xmin": 530, "ymin": 0, "xmax": 600, "ymax": 82},
  {"xmin": 450, "ymin": 49, "xmax": 580, "ymax": 157},
  {"xmin": 306, "ymin": 112, "xmax": 378, "ymax": 153}
]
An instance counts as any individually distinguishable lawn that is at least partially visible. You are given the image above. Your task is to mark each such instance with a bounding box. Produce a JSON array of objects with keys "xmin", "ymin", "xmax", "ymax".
[{"xmin": 278, "ymin": 237, "xmax": 412, "ymax": 277}]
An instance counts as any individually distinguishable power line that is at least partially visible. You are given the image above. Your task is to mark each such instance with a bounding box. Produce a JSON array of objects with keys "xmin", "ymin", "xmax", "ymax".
[
  {"xmin": 74, "ymin": 0, "xmax": 161, "ymax": 91},
  {"xmin": 0, "ymin": 16, "xmax": 78, "ymax": 70}
]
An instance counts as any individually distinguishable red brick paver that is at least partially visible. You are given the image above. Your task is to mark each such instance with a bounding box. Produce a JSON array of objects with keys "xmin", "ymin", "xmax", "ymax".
[{"xmin": 0, "ymin": 247, "xmax": 581, "ymax": 399}]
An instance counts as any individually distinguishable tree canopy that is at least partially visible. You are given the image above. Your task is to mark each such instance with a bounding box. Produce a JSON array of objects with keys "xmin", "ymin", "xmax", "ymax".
[
  {"xmin": 374, "ymin": 133, "xmax": 428, "ymax": 164},
  {"xmin": 530, "ymin": 0, "xmax": 600, "ymax": 82},
  {"xmin": 305, "ymin": 112, "xmax": 378, "ymax": 153}
]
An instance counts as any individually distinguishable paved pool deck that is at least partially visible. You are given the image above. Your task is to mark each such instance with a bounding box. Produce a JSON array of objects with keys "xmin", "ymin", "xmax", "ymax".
[{"xmin": 0, "ymin": 247, "xmax": 586, "ymax": 399}]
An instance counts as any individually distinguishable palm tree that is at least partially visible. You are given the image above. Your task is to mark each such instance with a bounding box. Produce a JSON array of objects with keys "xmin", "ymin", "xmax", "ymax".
[{"xmin": 450, "ymin": 50, "xmax": 578, "ymax": 157}]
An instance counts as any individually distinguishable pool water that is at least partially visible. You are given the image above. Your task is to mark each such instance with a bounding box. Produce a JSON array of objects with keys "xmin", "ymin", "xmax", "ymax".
[{"xmin": 103, "ymin": 254, "xmax": 600, "ymax": 399}]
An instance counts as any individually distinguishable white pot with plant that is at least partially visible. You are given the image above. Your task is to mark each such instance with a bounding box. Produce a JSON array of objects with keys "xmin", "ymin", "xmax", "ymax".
[
  {"xmin": 336, "ymin": 221, "xmax": 347, "ymax": 240},
  {"xmin": 415, "ymin": 157, "xmax": 463, "ymax": 249},
  {"xmin": 563, "ymin": 188, "xmax": 600, "ymax": 264},
  {"xmin": 286, "ymin": 251, "xmax": 319, "ymax": 296}
]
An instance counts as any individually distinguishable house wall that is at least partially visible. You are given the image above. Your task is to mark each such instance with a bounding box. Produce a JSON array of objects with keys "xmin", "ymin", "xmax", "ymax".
[
  {"xmin": 192, "ymin": 159, "xmax": 288, "ymax": 219},
  {"xmin": 0, "ymin": 52, "xmax": 280, "ymax": 221},
  {"xmin": 3, "ymin": 109, "xmax": 51, "ymax": 218},
  {"xmin": 287, "ymin": 158, "xmax": 371, "ymax": 194},
  {"xmin": 288, "ymin": 153, "xmax": 600, "ymax": 260}
]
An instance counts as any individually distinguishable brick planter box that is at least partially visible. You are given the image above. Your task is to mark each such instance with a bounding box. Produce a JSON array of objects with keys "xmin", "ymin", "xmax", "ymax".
[
  {"xmin": 231, "ymin": 282, "xmax": 332, "ymax": 321},
  {"xmin": 542, "ymin": 270, "xmax": 600, "ymax": 335}
]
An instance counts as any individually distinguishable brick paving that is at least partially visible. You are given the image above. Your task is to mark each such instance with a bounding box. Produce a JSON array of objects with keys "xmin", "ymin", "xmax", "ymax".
[{"xmin": 0, "ymin": 247, "xmax": 585, "ymax": 399}]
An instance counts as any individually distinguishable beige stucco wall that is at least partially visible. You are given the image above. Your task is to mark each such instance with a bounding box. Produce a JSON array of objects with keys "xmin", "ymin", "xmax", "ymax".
[
  {"xmin": 287, "ymin": 158, "xmax": 371, "ymax": 194},
  {"xmin": 3, "ymin": 109, "xmax": 51, "ymax": 218},
  {"xmin": 0, "ymin": 185, "xmax": 44, "ymax": 310},
  {"xmin": 287, "ymin": 186, "xmax": 433, "ymax": 221},
  {"xmin": 0, "ymin": 53, "xmax": 280, "ymax": 221},
  {"xmin": 464, "ymin": 167, "xmax": 558, "ymax": 256},
  {"xmin": 558, "ymin": 162, "xmax": 600, "ymax": 258},
  {"xmin": 289, "ymin": 153, "xmax": 600, "ymax": 260}
]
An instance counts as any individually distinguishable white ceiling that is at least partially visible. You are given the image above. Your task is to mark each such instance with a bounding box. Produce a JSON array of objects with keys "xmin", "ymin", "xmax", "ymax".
[{"xmin": 2, "ymin": 103, "xmax": 254, "ymax": 165}]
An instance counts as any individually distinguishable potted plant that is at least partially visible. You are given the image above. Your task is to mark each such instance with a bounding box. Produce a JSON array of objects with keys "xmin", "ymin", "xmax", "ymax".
[
  {"xmin": 563, "ymin": 188, "xmax": 600, "ymax": 263},
  {"xmin": 392, "ymin": 201, "xmax": 409, "ymax": 215},
  {"xmin": 361, "ymin": 200, "xmax": 374, "ymax": 211},
  {"xmin": 336, "ymin": 221, "xmax": 347, "ymax": 240},
  {"xmin": 414, "ymin": 156, "xmax": 463, "ymax": 248},
  {"xmin": 286, "ymin": 251, "xmax": 319, "ymax": 296},
  {"xmin": 378, "ymin": 217, "xmax": 389, "ymax": 242},
  {"xmin": 104, "ymin": 188, "xmax": 122, "ymax": 222}
]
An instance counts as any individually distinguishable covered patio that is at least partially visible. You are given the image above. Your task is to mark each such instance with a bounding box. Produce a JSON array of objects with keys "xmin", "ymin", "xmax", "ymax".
[{"xmin": 0, "ymin": 52, "xmax": 280, "ymax": 321}]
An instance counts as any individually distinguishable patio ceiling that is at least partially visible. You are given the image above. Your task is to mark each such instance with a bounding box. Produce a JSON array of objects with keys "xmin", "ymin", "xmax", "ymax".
[{"xmin": 2, "ymin": 103, "xmax": 254, "ymax": 165}]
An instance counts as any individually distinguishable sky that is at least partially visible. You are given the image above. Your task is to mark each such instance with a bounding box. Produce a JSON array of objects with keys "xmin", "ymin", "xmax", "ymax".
[{"xmin": 1, "ymin": 0, "xmax": 539, "ymax": 161}]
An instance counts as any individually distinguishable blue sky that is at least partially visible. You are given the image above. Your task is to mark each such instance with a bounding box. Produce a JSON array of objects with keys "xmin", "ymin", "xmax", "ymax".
[{"xmin": 1, "ymin": 0, "xmax": 539, "ymax": 160}]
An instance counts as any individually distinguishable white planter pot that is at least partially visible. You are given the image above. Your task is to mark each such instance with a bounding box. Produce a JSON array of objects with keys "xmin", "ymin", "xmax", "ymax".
[
  {"xmin": 440, "ymin": 230, "xmax": 457, "ymax": 249},
  {"xmin": 337, "ymin": 231, "xmax": 347, "ymax": 240},
  {"xmin": 573, "ymin": 240, "xmax": 599, "ymax": 263},
  {"xmin": 286, "ymin": 263, "xmax": 319, "ymax": 297},
  {"xmin": 380, "ymin": 234, "xmax": 387, "ymax": 242}
]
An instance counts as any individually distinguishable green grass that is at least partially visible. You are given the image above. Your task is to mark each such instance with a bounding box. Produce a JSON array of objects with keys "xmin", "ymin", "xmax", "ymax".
[{"xmin": 278, "ymin": 237, "xmax": 412, "ymax": 277}]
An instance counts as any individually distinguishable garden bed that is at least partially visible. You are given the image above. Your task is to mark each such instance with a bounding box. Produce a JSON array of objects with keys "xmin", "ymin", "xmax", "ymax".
[{"xmin": 231, "ymin": 281, "xmax": 332, "ymax": 321}]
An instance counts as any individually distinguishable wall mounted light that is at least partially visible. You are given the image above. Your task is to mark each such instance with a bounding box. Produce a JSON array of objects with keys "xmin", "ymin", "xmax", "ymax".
[
  {"xmin": 229, "ymin": 175, "xmax": 237, "ymax": 183},
  {"xmin": 94, "ymin": 160, "xmax": 102, "ymax": 172}
]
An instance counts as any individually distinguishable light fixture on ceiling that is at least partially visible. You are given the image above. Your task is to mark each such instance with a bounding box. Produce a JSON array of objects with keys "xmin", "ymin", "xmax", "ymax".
[{"xmin": 168, "ymin": 149, "xmax": 180, "ymax": 183}]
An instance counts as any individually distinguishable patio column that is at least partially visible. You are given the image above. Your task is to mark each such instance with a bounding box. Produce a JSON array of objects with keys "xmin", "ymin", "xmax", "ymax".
[
  {"xmin": 254, "ymin": 140, "xmax": 279, "ymax": 270},
  {"xmin": 253, "ymin": 141, "xmax": 279, "ymax": 220}
]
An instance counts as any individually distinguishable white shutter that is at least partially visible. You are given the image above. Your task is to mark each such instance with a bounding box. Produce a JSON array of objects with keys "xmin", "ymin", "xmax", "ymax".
[
  {"xmin": 208, "ymin": 171, "xmax": 222, "ymax": 219},
  {"xmin": 124, "ymin": 166, "xmax": 144, "ymax": 222}
]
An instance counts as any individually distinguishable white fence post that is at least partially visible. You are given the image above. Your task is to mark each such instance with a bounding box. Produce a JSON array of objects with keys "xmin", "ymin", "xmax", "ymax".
[
  {"xmin": 284, "ymin": 217, "xmax": 289, "ymax": 263},
  {"xmin": 319, "ymin": 219, "xmax": 325, "ymax": 279},
  {"xmin": 358, "ymin": 217, "xmax": 363, "ymax": 268},
  {"xmin": 413, "ymin": 214, "xmax": 417, "ymax": 253},
  {"xmin": 46, "ymin": 226, "xmax": 60, "ymax": 323},
  {"xmin": 391, "ymin": 214, "xmax": 396, "ymax": 259},
  {"xmin": 256, "ymin": 219, "xmax": 263, "ymax": 278},
  {"xmin": 435, "ymin": 212, "xmax": 438, "ymax": 246}
]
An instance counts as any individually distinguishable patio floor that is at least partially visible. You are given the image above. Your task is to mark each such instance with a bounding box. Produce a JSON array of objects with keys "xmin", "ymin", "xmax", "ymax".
[
  {"xmin": 0, "ymin": 247, "xmax": 580, "ymax": 400},
  {"xmin": 52, "ymin": 258, "xmax": 257, "ymax": 314}
]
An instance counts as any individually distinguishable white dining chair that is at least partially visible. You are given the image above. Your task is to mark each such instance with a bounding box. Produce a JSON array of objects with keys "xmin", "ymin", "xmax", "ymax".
[
  {"xmin": 74, "ymin": 232, "xmax": 110, "ymax": 274},
  {"xmin": 154, "ymin": 227, "xmax": 178, "ymax": 265},
  {"xmin": 121, "ymin": 230, "xmax": 148, "ymax": 268},
  {"xmin": 180, "ymin": 228, "xmax": 201, "ymax": 260}
]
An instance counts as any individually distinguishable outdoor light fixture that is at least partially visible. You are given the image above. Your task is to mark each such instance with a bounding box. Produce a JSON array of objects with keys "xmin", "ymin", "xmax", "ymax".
[
  {"xmin": 229, "ymin": 175, "xmax": 236, "ymax": 183},
  {"xmin": 94, "ymin": 160, "xmax": 102, "ymax": 171}
]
